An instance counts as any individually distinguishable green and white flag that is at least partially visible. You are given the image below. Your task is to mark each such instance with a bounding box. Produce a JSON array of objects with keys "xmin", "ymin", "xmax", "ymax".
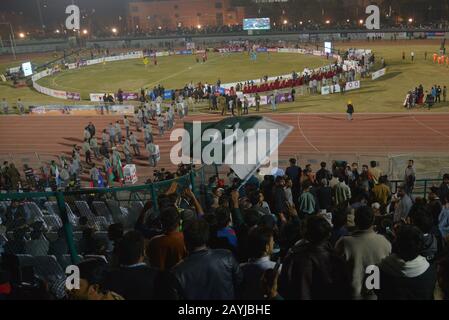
[{"xmin": 181, "ymin": 116, "xmax": 293, "ymax": 181}]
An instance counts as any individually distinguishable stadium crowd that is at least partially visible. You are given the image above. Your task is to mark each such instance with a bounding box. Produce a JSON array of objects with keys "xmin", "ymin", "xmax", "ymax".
[{"xmin": 1, "ymin": 154, "xmax": 449, "ymax": 300}]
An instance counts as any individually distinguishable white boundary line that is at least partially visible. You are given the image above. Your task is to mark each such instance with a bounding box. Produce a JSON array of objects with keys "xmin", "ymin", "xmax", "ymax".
[
  {"xmin": 297, "ymin": 114, "xmax": 320, "ymax": 152},
  {"xmin": 410, "ymin": 115, "xmax": 449, "ymax": 139}
]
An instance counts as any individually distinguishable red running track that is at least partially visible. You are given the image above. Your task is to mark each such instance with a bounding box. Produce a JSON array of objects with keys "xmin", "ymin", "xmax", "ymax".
[{"xmin": 0, "ymin": 112, "xmax": 448, "ymax": 181}]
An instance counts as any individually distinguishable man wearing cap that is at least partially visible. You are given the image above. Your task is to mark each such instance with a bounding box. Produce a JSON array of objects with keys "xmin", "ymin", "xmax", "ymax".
[{"xmin": 346, "ymin": 101, "xmax": 354, "ymax": 121}]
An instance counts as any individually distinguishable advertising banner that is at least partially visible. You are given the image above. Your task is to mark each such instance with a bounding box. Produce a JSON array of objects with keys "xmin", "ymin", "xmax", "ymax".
[
  {"xmin": 372, "ymin": 68, "xmax": 387, "ymax": 80},
  {"xmin": 123, "ymin": 92, "xmax": 139, "ymax": 101},
  {"xmin": 321, "ymin": 81, "xmax": 360, "ymax": 95},
  {"xmin": 66, "ymin": 92, "xmax": 81, "ymax": 101}
]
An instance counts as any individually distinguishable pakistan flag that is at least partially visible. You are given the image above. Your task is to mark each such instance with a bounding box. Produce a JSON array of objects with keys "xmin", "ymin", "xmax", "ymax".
[{"xmin": 183, "ymin": 116, "xmax": 293, "ymax": 181}]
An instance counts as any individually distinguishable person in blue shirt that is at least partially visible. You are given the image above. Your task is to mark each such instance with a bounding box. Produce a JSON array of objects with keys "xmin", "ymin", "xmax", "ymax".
[
  {"xmin": 439, "ymin": 196, "xmax": 449, "ymax": 240},
  {"xmin": 215, "ymin": 208, "xmax": 238, "ymax": 249}
]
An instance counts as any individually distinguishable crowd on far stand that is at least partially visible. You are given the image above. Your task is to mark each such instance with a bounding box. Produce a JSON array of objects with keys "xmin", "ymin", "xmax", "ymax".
[{"xmin": 1, "ymin": 154, "xmax": 449, "ymax": 300}]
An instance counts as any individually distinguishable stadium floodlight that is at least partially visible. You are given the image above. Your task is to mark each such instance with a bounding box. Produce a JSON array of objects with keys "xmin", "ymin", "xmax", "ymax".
[{"xmin": 19, "ymin": 32, "xmax": 25, "ymax": 38}]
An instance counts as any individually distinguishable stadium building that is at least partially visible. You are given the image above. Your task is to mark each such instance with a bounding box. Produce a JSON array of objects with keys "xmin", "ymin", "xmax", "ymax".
[{"xmin": 127, "ymin": 0, "xmax": 246, "ymax": 31}]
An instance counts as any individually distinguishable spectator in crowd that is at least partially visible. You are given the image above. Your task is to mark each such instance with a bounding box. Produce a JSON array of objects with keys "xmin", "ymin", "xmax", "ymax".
[
  {"xmin": 316, "ymin": 162, "xmax": 332, "ymax": 183},
  {"xmin": 437, "ymin": 251, "xmax": 449, "ymax": 300},
  {"xmin": 372, "ymin": 175, "xmax": 391, "ymax": 208},
  {"xmin": 298, "ymin": 181, "xmax": 316, "ymax": 216},
  {"xmin": 239, "ymin": 227, "xmax": 277, "ymax": 300},
  {"xmin": 102, "ymin": 231, "xmax": 161, "ymax": 300},
  {"xmin": 279, "ymin": 215, "xmax": 351, "ymax": 300},
  {"xmin": 411, "ymin": 212, "xmax": 438, "ymax": 263},
  {"xmin": 316, "ymin": 179, "xmax": 333, "ymax": 213},
  {"xmin": 69, "ymin": 258, "xmax": 124, "ymax": 300},
  {"xmin": 405, "ymin": 160, "xmax": 416, "ymax": 194},
  {"xmin": 336, "ymin": 206, "xmax": 392, "ymax": 300},
  {"xmin": 146, "ymin": 207, "xmax": 187, "ymax": 271},
  {"xmin": 334, "ymin": 176, "xmax": 351, "ymax": 206},
  {"xmin": 393, "ymin": 186, "xmax": 413, "ymax": 223},
  {"xmin": 439, "ymin": 174, "xmax": 449, "ymax": 205},
  {"xmin": 439, "ymin": 196, "xmax": 449, "ymax": 241},
  {"xmin": 377, "ymin": 226, "xmax": 437, "ymax": 300},
  {"xmin": 169, "ymin": 219, "xmax": 243, "ymax": 300}
]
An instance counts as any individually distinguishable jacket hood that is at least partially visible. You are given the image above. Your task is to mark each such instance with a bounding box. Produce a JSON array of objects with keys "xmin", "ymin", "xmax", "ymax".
[{"xmin": 379, "ymin": 254, "xmax": 429, "ymax": 278}]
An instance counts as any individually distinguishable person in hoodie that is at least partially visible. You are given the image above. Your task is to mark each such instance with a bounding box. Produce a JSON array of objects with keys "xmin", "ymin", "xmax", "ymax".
[
  {"xmin": 377, "ymin": 225, "xmax": 437, "ymax": 300},
  {"xmin": 411, "ymin": 212, "xmax": 438, "ymax": 263}
]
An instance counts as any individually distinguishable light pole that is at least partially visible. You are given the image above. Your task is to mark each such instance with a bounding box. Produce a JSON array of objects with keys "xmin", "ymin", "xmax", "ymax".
[{"xmin": 0, "ymin": 22, "xmax": 16, "ymax": 60}]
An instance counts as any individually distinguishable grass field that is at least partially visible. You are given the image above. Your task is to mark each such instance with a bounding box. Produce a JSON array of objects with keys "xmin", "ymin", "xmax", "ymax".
[
  {"xmin": 35, "ymin": 52, "xmax": 328, "ymax": 98},
  {"xmin": 0, "ymin": 40, "xmax": 448, "ymax": 113}
]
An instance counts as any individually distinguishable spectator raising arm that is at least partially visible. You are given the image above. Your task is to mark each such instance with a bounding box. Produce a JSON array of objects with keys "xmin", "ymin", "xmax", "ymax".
[{"xmin": 184, "ymin": 187, "xmax": 204, "ymax": 217}]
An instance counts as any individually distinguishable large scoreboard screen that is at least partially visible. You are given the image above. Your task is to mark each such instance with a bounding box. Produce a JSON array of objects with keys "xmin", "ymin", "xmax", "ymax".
[{"xmin": 243, "ymin": 18, "xmax": 271, "ymax": 30}]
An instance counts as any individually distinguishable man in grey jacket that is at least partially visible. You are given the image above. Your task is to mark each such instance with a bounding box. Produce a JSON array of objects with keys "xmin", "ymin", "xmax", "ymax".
[{"xmin": 336, "ymin": 206, "xmax": 391, "ymax": 300}]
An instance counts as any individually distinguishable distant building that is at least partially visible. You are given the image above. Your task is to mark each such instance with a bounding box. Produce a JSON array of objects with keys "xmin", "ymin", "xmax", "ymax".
[{"xmin": 127, "ymin": 0, "xmax": 246, "ymax": 31}]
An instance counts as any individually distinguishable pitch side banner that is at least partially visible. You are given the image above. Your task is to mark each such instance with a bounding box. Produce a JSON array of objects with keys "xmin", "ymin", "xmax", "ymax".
[
  {"xmin": 321, "ymin": 81, "xmax": 361, "ymax": 95},
  {"xmin": 372, "ymin": 68, "xmax": 387, "ymax": 80}
]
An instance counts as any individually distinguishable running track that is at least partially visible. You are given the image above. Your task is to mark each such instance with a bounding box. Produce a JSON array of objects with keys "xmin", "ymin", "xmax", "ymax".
[{"xmin": 1, "ymin": 112, "xmax": 448, "ymax": 182}]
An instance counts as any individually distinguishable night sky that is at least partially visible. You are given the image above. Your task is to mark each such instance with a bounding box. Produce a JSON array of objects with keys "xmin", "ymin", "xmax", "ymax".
[{"xmin": 0, "ymin": 0, "xmax": 129, "ymax": 28}]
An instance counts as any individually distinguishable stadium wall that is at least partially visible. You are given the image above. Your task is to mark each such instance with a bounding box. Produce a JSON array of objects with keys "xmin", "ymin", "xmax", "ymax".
[{"xmin": 2, "ymin": 29, "xmax": 448, "ymax": 55}]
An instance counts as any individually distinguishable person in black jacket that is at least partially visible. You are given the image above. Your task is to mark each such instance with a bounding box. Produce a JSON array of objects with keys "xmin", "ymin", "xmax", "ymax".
[
  {"xmin": 169, "ymin": 219, "xmax": 243, "ymax": 300},
  {"xmin": 316, "ymin": 178, "xmax": 333, "ymax": 213},
  {"xmin": 316, "ymin": 162, "xmax": 332, "ymax": 184},
  {"xmin": 101, "ymin": 231, "xmax": 161, "ymax": 300},
  {"xmin": 278, "ymin": 215, "xmax": 351, "ymax": 300},
  {"xmin": 377, "ymin": 225, "xmax": 437, "ymax": 300},
  {"xmin": 272, "ymin": 176, "xmax": 288, "ymax": 217}
]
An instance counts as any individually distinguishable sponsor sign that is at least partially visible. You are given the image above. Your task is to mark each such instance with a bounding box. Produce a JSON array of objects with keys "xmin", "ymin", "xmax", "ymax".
[
  {"xmin": 321, "ymin": 81, "xmax": 361, "ymax": 95},
  {"xmin": 66, "ymin": 92, "xmax": 81, "ymax": 101},
  {"xmin": 372, "ymin": 68, "xmax": 386, "ymax": 80}
]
